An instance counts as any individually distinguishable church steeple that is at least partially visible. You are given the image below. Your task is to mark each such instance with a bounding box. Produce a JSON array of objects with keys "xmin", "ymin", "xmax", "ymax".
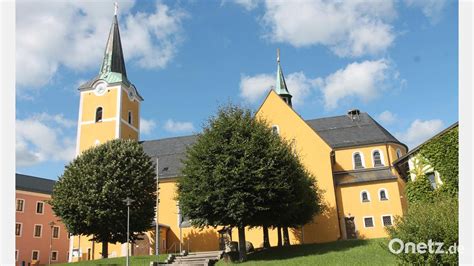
[
  {"xmin": 98, "ymin": 9, "xmax": 128, "ymax": 84},
  {"xmin": 275, "ymin": 48, "xmax": 292, "ymax": 107}
]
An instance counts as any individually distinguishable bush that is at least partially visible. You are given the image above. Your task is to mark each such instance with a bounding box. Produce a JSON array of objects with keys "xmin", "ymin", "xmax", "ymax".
[
  {"xmin": 386, "ymin": 196, "xmax": 458, "ymax": 265},
  {"xmin": 405, "ymin": 174, "xmax": 434, "ymax": 203}
]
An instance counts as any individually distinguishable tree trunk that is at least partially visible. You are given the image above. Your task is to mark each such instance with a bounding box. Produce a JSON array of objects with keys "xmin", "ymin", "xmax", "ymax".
[
  {"xmin": 283, "ymin": 227, "xmax": 290, "ymax": 246},
  {"xmin": 238, "ymin": 226, "xmax": 247, "ymax": 262},
  {"xmin": 101, "ymin": 241, "xmax": 108, "ymax": 258},
  {"xmin": 277, "ymin": 226, "xmax": 282, "ymax": 247},
  {"xmin": 262, "ymin": 226, "xmax": 270, "ymax": 249}
]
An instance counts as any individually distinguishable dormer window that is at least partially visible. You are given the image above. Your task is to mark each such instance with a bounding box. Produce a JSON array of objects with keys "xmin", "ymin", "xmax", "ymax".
[
  {"xmin": 128, "ymin": 111, "xmax": 132, "ymax": 124},
  {"xmin": 353, "ymin": 152, "xmax": 364, "ymax": 169},
  {"xmin": 372, "ymin": 150, "xmax": 384, "ymax": 167},
  {"xmin": 95, "ymin": 107, "xmax": 103, "ymax": 122}
]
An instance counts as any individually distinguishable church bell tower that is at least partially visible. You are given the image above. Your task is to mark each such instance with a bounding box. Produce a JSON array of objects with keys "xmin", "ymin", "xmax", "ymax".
[{"xmin": 75, "ymin": 8, "xmax": 143, "ymax": 155}]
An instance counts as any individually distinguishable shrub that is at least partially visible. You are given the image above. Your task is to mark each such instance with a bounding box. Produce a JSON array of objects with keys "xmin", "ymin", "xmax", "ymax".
[{"xmin": 386, "ymin": 196, "xmax": 458, "ymax": 265}]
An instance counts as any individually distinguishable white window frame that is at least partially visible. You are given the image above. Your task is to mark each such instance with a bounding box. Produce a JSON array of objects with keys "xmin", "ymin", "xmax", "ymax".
[
  {"xmin": 16, "ymin": 198, "xmax": 25, "ymax": 212},
  {"xmin": 271, "ymin": 125, "xmax": 280, "ymax": 135},
  {"xmin": 352, "ymin": 151, "xmax": 366, "ymax": 169},
  {"xmin": 396, "ymin": 148, "xmax": 402, "ymax": 159},
  {"xmin": 31, "ymin": 250, "xmax": 40, "ymax": 261},
  {"xmin": 378, "ymin": 188, "xmax": 389, "ymax": 201},
  {"xmin": 363, "ymin": 216, "xmax": 375, "ymax": 228},
  {"xmin": 371, "ymin": 149, "xmax": 385, "ymax": 167},
  {"xmin": 36, "ymin": 201, "xmax": 44, "ymax": 215},
  {"xmin": 51, "ymin": 250, "xmax": 59, "ymax": 261},
  {"xmin": 15, "ymin": 222, "xmax": 22, "ymax": 237},
  {"xmin": 52, "ymin": 225, "xmax": 60, "ymax": 239},
  {"xmin": 33, "ymin": 224, "xmax": 42, "ymax": 238},
  {"xmin": 381, "ymin": 214, "xmax": 393, "ymax": 227},
  {"xmin": 360, "ymin": 190, "xmax": 371, "ymax": 203}
]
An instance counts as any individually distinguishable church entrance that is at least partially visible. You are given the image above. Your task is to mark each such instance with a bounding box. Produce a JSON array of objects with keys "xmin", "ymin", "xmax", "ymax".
[{"xmin": 344, "ymin": 217, "xmax": 357, "ymax": 239}]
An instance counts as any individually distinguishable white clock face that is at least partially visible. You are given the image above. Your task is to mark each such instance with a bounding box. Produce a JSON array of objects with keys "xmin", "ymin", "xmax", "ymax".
[{"xmin": 95, "ymin": 83, "xmax": 107, "ymax": 95}]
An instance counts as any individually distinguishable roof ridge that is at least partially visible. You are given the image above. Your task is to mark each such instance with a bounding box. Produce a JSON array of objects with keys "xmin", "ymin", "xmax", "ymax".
[{"xmin": 141, "ymin": 134, "xmax": 198, "ymax": 143}]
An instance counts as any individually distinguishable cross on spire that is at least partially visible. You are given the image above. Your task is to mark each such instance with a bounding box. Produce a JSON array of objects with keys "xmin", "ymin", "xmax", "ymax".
[{"xmin": 114, "ymin": 2, "xmax": 118, "ymax": 16}]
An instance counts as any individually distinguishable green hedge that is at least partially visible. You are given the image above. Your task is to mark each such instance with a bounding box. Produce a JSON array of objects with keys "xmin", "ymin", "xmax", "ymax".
[{"xmin": 386, "ymin": 196, "xmax": 458, "ymax": 265}]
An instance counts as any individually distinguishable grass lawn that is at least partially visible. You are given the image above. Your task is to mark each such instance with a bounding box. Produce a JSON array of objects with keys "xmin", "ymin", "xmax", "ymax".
[
  {"xmin": 217, "ymin": 238, "xmax": 396, "ymax": 266},
  {"xmin": 55, "ymin": 254, "xmax": 168, "ymax": 266}
]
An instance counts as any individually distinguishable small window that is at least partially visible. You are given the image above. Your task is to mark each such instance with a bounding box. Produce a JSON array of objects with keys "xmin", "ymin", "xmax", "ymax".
[
  {"xmin": 382, "ymin": 215, "xmax": 393, "ymax": 226},
  {"xmin": 426, "ymin": 172, "xmax": 437, "ymax": 189},
  {"xmin": 32, "ymin": 250, "xmax": 40, "ymax": 261},
  {"xmin": 16, "ymin": 199, "xmax": 24, "ymax": 212},
  {"xmin": 15, "ymin": 250, "xmax": 18, "ymax": 261},
  {"xmin": 51, "ymin": 251, "xmax": 58, "ymax": 261},
  {"xmin": 373, "ymin": 150, "xmax": 383, "ymax": 167},
  {"xmin": 52, "ymin": 226, "xmax": 60, "ymax": 239},
  {"xmin": 271, "ymin": 125, "xmax": 279, "ymax": 135},
  {"xmin": 364, "ymin": 217, "xmax": 374, "ymax": 228},
  {"xmin": 128, "ymin": 111, "xmax": 133, "ymax": 124},
  {"xmin": 353, "ymin": 152, "xmax": 364, "ymax": 169},
  {"xmin": 36, "ymin": 202, "xmax": 44, "ymax": 214},
  {"xmin": 396, "ymin": 149, "xmax": 402, "ymax": 159},
  {"xmin": 361, "ymin": 191, "xmax": 370, "ymax": 202},
  {"xmin": 95, "ymin": 107, "xmax": 103, "ymax": 122},
  {"xmin": 15, "ymin": 223, "xmax": 22, "ymax": 236},
  {"xmin": 34, "ymin": 224, "xmax": 42, "ymax": 238},
  {"xmin": 379, "ymin": 189, "xmax": 388, "ymax": 201}
]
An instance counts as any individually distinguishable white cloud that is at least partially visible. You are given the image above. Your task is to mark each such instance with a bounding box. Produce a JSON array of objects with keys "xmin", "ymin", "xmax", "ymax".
[
  {"xmin": 405, "ymin": 0, "xmax": 448, "ymax": 24},
  {"xmin": 140, "ymin": 118, "xmax": 156, "ymax": 135},
  {"xmin": 316, "ymin": 59, "xmax": 390, "ymax": 110},
  {"xmin": 261, "ymin": 0, "xmax": 396, "ymax": 57},
  {"xmin": 378, "ymin": 110, "xmax": 397, "ymax": 124},
  {"xmin": 396, "ymin": 119, "xmax": 445, "ymax": 148},
  {"xmin": 16, "ymin": 0, "xmax": 187, "ymax": 90},
  {"xmin": 164, "ymin": 119, "xmax": 194, "ymax": 133},
  {"xmin": 239, "ymin": 71, "xmax": 314, "ymax": 105},
  {"xmin": 224, "ymin": 0, "xmax": 260, "ymax": 11},
  {"xmin": 239, "ymin": 74, "xmax": 274, "ymax": 103},
  {"xmin": 16, "ymin": 114, "xmax": 76, "ymax": 167}
]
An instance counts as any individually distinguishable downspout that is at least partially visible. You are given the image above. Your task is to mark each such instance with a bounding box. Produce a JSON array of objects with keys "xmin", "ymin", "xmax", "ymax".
[{"xmin": 330, "ymin": 150, "xmax": 344, "ymax": 240}]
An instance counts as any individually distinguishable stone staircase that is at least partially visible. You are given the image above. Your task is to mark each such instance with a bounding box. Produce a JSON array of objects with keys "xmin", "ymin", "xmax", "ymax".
[{"xmin": 151, "ymin": 250, "xmax": 224, "ymax": 266}]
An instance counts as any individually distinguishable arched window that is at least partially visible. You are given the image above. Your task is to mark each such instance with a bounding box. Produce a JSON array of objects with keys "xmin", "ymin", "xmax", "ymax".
[
  {"xmin": 271, "ymin": 125, "xmax": 279, "ymax": 135},
  {"xmin": 353, "ymin": 152, "xmax": 364, "ymax": 169},
  {"xmin": 95, "ymin": 107, "xmax": 103, "ymax": 122},
  {"xmin": 379, "ymin": 189, "xmax": 388, "ymax": 201},
  {"xmin": 128, "ymin": 111, "xmax": 132, "ymax": 124},
  {"xmin": 361, "ymin": 191, "xmax": 370, "ymax": 202},
  {"xmin": 373, "ymin": 150, "xmax": 383, "ymax": 167},
  {"xmin": 396, "ymin": 149, "xmax": 402, "ymax": 159}
]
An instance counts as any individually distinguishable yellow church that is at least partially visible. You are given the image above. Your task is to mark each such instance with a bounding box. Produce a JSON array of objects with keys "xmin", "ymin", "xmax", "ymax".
[{"xmin": 69, "ymin": 12, "xmax": 408, "ymax": 261}]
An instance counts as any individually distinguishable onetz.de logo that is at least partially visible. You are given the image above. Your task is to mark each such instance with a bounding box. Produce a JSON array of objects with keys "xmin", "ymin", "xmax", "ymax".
[{"xmin": 388, "ymin": 238, "xmax": 459, "ymax": 254}]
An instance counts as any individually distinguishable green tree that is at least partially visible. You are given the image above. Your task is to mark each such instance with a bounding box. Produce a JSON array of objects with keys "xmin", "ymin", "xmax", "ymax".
[
  {"xmin": 50, "ymin": 139, "xmax": 156, "ymax": 258},
  {"xmin": 177, "ymin": 104, "xmax": 320, "ymax": 261}
]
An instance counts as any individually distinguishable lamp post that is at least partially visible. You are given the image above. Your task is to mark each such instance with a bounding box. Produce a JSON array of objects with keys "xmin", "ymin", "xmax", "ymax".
[
  {"xmin": 48, "ymin": 221, "xmax": 56, "ymax": 266},
  {"xmin": 123, "ymin": 197, "xmax": 135, "ymax": 266}
]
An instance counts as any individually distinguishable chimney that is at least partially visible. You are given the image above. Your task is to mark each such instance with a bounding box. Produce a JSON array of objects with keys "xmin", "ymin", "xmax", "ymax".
[{"xmin": 347, "ymin": 109, "xmax": 360, "ymax": 120}]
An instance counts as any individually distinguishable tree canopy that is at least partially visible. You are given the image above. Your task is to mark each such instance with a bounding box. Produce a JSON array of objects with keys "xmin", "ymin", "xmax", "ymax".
[
  {"xmin": 50, "ymin": 139, "xmax": 156, "ymax": 258},
  {"xmin": 177, "ymin": 104, "xmax": 321, "ymax": 260}
]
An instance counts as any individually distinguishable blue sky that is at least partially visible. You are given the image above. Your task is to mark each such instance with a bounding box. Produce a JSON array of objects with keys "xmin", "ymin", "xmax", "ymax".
[{"xmin": 16, "ymin": 0, "xmax": 458, "ymax": 180}]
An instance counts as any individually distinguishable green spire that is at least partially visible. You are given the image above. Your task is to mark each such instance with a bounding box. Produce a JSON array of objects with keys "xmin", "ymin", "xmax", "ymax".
[
  {"xmin": 275, "ymin": 48, "xmax": 292, "ymax": 106},
  {"xmin": 98, "ymin": 10, "xmax": 129, "ymax": 85}
]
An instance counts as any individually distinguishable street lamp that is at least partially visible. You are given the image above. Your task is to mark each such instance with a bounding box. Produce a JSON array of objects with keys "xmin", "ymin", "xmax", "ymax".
[
  {"xmin": 48, "ymin": 221, "xmax": 56, "ymax": 266},
  {"xmin": 123, "ymin": 197, "xmax": 135, "ymax": 266}
]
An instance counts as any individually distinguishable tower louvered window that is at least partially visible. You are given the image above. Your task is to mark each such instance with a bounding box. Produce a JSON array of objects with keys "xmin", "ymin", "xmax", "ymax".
[{"xmin": 95, "ymin": 107, "xmax": 103, "ymax": 122}]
